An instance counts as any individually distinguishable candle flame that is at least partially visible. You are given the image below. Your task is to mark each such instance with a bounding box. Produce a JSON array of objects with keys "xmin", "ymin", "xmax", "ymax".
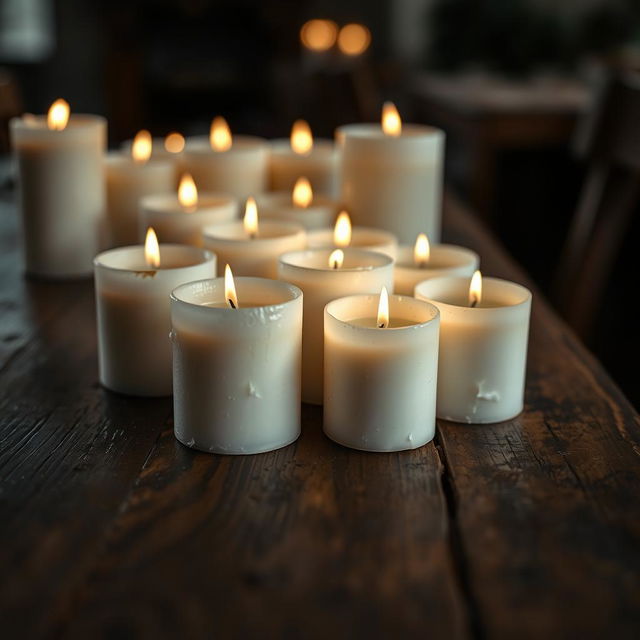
[
  {"xmin": 382, "ymin": 101, "xmax": 402, "ymax": 137},
  {"xmin": 178, "ymin": 173, "xmax": 198, "ymax": 212},
  {"xmin": 225, "ymin": 264, "xmax": 238, "ymax": 309},
  {"xmin": 337, "ymin": 23, "xmax": 371, "ymax": 56},
  {"xmin": 210, "ymin": 116, "xmax": 232, "ymax": 151},
  {"xmin": 414, "ymin": 233, "xmax": 430, "ymax": 266},
  {"xmin": 300, "ymin": 19, "xmax": 338, "ymax": 52},
  {"xmin": 333, "ymin": 211, "xmax": 352, "ymax": 247},
  {"xmin": 329, "ymin": 249, "xmax": 344, "ymax": 270},
  {"xmin": 144, "ymin": 227, "xmax": 160, "ymax": 267},
  {"xmin": 47, "ymin": 99, "xmax": 70, "ymax": 131},
  {"xmin": 377, "ymin": 286, "xmax": 389, "ymax": 328},
  {"xmin": 165, "ymin": 132, "xmax": 185, "ymax": 153},
  {"xmin": 292, "ymin": 177, "xmax": 313, "ymax": 208},
  {"xmin": 290, "ymin": 119, "xmax": 313, "ymax": 155},
  {"xmin": 469, "ymin": 270, "xmax": 482, "ymax": 308},
  {"xmin": 243, "ymin": 197, "xmax": 259, "ymax": 238},
  {"xmin": 132, "ymin": 130, "xmax": 152, "ymax": 165}
]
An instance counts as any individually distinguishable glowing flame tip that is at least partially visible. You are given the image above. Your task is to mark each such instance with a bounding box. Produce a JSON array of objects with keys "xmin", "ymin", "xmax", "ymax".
[
  {"xmin": 144, "ymin": 227, "xmax": 160, "ymax": 267},
  {"xmin": 469, "ymin": 270, "xmax": 482, "ymax": 307},
  {"xmin": 377, "ymin": 286, "xmax": 389, "ymax": 328},
  {"xmin": 382, "ymin": 101, "xmax": 402, "ymax": 137},
  {"xmin": 224, "ymin": 264, "xmax": 238, "ymax": 309},
  {"xmin": 47, "ymin": 99, "xmax": 70, "ymax": 131},
  {"xmin": 333, "ymin": 211, "xmax": 352, "ymax": 248}
]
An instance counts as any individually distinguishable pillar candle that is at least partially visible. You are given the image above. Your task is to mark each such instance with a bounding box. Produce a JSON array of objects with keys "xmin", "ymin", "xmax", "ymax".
[
  {"xmin": 121, "ymin": 133, "xmax": 185, "ymax": 185},
  {"xmin": 415, "ymin": 274, "xmax": 532, "ymax": 424},
  {"xmin": 10, "ymin": 101, "xmax": 106, "ymax": 277},
  {"xmin": 278, "ymin": 248, "xmax": 394, "ymax": 404},
  {"xmin": 324, "ymin": 291, "xmax": 440, "ymax": 451},
  {"xmin": 171, "ymin": 276, "xmax": 303, "ymax": 454},
  {"xmin": 94, "ymin": 236, "xmax": 216, "ymax": 396}
]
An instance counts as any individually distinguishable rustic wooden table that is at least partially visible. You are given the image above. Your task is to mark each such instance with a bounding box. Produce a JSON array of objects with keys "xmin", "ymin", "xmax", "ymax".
[{"xmin": 1, "ymin": 189, "xmax": 639, "ymax": 639}]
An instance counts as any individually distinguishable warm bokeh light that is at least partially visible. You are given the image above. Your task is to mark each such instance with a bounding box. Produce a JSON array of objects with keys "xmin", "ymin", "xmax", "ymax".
[
  {"xmin": 210, "ymin": 116, "xmax": 232, "ymax": 151},
  {"xmin": 290, "ymin": 120, "xmax": 313, "ymax": 155},
  {"xmin": 132, "ymin": 130, "xmax": 152, "ymax": 164},
  {"xmin": 414, "ymin": 233, "xmax": 430, "ymax": 267},
  {"xmin": 300, "ymin": 19, "xmax": 338, "ymax": 52},
  {"xmin": 144, "ymin": 227, "xmax": 160, "ymax": 267},
  {"xmin": 382, "ymin": 101, "xmax": 402, "ymax": 137},
  {"xmin": 292, "ymin": 177, "xmax": 313, "ymax": 208},
  {"xmin": 469, "ymin": 270, "xmax": 482, "ymax": 308},
  {"xmin": 178, "ymin": 173, "xmax": 198, "ymax": 212},
  {"xmin": 47, "ymin": 99, "xmax": 69, "ymax": 131},
  {"xmin": 243, "ymin": 197, "xmax": 259, "ymax": 238},
  {"xmin": 225, "ymin": 264, "xmax": 238, "ymax": 309},
  {"xmin": 329, "ymin": 249, "xmax": 344, "ymax": 270},
  {"xmin": 337, "ymin": 23, "xmax": 371, "ymax": 56},
  {"xmin": 333, "ymin": 211, "xmax": 352, "ymax": 248},
  {"xmin": 377, "ymin": 286, "xmax": 389, "ymax": 328},
  {"xmin": 165, "ymin": 132, "xmax": 185, "ymax": 153}
]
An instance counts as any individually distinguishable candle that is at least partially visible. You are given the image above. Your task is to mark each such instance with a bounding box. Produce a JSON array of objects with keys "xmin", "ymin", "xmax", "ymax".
[
  {"xmin": 105, "ymin": 130, "xmax": 175, "ymax": 246},
  {"xmin": 337, "ymin": 102, "xmax": 445, "ymax": 243},
  {"xmin": 139, "ymin": 173, "xmax": 238, "ymax": 246},
  {"xmin": 324, "ymin": 288, "xmax": 440, "ymax": 451},
  {"xmin": 278, "ymin": 248, "xmax": 394, "ymax": 404},
  {"xmin": 10, "ymin": 99, "xmax": 106, "ymax": 277},
  {"xmin": 269, "ymin": 120, "xmax": 340, "ymax": 196},
  {"xmin": 306, "ymin": 211, "xmax": 398, "ymax": 259},
  {"xmin": 121, "ymin": 131, "xmax": 185, "ymax": 161},
  {"xmin": 203, "ymin": 197, "xmax": 306, "ymax": 278},
  {"xmin": 171, "ymin": 267, "xmax": 303, "ymax": 454},
  {"xmin": 394, "ymin": 233, "xmax": 479, "ymax": 295},
  {"xmin": 183, "ymin": 117, "xmax": 269, "ymax": 201},
  {"xmin": 256, "ymin": 177, "xmax": 339, "ymax": 230},
  {"xmin": 94, "ymin": 228, "xmax": 216, "ymax": 396},
  {"xmin": 415, "ymin": 272, "xmax": 532, "ymax": 424}
]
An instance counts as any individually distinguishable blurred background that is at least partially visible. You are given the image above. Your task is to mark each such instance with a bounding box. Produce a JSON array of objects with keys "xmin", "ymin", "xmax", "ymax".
[{"xmin": 1, "ymin": 0, "xmax": 639, "ymax": 406}]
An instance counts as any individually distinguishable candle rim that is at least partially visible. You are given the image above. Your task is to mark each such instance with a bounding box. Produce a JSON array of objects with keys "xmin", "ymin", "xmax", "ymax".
[
  {"xmin": 279, "ymin": 247, "xmax": 393, "ymax": 272},
  {"xmin": 183, "ymin": 133, "xmax": 269, "ymax": 155},
  {"xmin": 94, "ymin": 244, "xmax": 214, "ymax": 273},
  {"xmin": 202, "ymin": 220, "xmax": 306, "ymax": 243},
  {"xmin": 269, "ymin": 137, "xmax": 338, "ymax": 157},
  {"xmin": 395, "ymin": 243, "xmax": 479, "ymax": 270},
  {"xmin": 104, "ymin": 150, "xmax": 175, "ymax": 171},
  {"xmin": 255, "ymin": 191, "xmax": 339, "ymax": 210},
  {"xmin": 336, "ymin": 122, "xmax": 444, "ymax": 145},
  {"xmin": 140, "ymin": 192, "xmax": 237, "ymax": 214}
]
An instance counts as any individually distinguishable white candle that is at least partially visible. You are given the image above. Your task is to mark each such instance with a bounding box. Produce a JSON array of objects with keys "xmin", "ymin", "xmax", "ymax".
[
  {"xmin": 139, "ymin": 173, "xmax": 238, "ymax": 246},
  {"xmin": 183, "ymin": 117, "xmax": 269, "ymax": 201},
  {"xmin": 256, "ymin": 177, "xmax": 339, "ymax": 230},
  {"xmin": 171, "ymin": 271, "xmax": 303, "ymax": 454},
  {"xmin": 278, "ymin": 248, "xmax": 394, "ymax": 404},
  {"xmin": 105, "ymin": 130, "xmax": 175, "ymax": 246},
  {"xmin": 394, "ymin": 233, "xmax": 479, "ymax": 295},
  {"xmin": 269, "ymin": 120, "xmax": 340, "ymax": 196},
  {"xmin": 203, "ymin": 198, "xmax": 306, "ymax": 278},
  {"xmin": 324, "ymin": 289, "xmax": 440, "ymax": 451},
  {"xmin": 415, "ymin": 272, "xmax": 532, "ymax": 424},
  {"xmin": 10, "ymin": 100, "xmax": 106, "ymax": 277},
  {"xmin": 337, "ymin": 102, "xmax": 445, "ymax": 243},
  {"xmin": 306, "ymin": 210, "xmax": 398, "ymax": 259},
  {"xmin": 121, "ymin": 132, "xmax": 185, "ymax": 185},
  {"xmin": 94, "ymin": 229, "xmax": 216, "ymax": 396}
]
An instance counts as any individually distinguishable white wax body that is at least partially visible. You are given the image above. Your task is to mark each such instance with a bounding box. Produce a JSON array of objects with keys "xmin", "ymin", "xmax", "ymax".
[
  {"xmin": 105, "ymin": 152, "xmax": 175, "ymax": 247},
  {"xmin": 203, "ymin": 221, "xmax": 306, "ymax": 278},
  {"xmin": 415, "ymin": 276, "xmax": 532, "ymax": 424},
  {"xmin": 10, "ymin": 114, "xmax": 107, "ymax": 277},
  {"xmin": 255, "ymin": 192, "xmax": 339, "ymax": 230},
  {"xmin": 183, "ymin": 135, "xmax": 269, "ymax": 201},
  {"xmin": 94, "ymin": 245, "xmax": 216, "ymax": 396},
  {"xmin": 139, "ymin": 193, "xmax": 238, "ymax": 246},
  {"xmin": 171, "ymin": 278, "xmax": 303, "ymax": 454},
  {"xmin": 269, "ymin": 139, "xmax": 340, "ymax": 196},
  {"xmin": 306, "ymin": 226, "xmax": 398, "ymax": 260},
  {"xmin": 278, "ymin": 249, "xmax": 394, "ymax": 405},
  {"xmin": 394, "ymin": 244, "xmax": 479, "ymax": 295},
  {"xmin": 338, "ymin": 123, "xmax": 445, "ymax": 244},
  {"xmin": 324, "ymin": 294, "xmax": 440, "ymax": 451}
]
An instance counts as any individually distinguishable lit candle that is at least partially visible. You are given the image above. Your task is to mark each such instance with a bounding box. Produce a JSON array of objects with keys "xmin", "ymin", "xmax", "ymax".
[
  {"xmin": 183, "ymin": 116, "xmax": 269, "ymax": 201},
  {"xmin": 278, "ymin": 248, "xmax": 394, "ymax": 404},
  {"xmin": 94, "ymin": 228, "xmax": 216, "ymax": 396},
  {"xmin": 256, "ymin": 177, "xmax": 340, "ymax": 230},
  {"xmin": 120, "ymin": 131, "xmax": 185, "ymax": 185},
  {"xmin": 415, "ymin": 272, "xmax": 532, "ymax": 423},
  {"xmin": 171, "ymin": 267, "xmax": 303, "ymax": 454},
  {"xmin": 337, "ymin": 102, "xmax": 445, "ymax": 243},
  {"xmin": 138, "ymin": 173, "xmax": 238, "ymax": 246},
  {"xmin": 105, "ymin": 130, "xmax": 175, "ymax": 246},
  {"xmin": 203, "ymin": 197, "xmax": 306, "ymax": 277},
  {"xmin": 394, "ymin": 232, "xmax": 479, "ymax": 295},
  {"xmin": 306, "ymin": 210, "xmax": 398, "ymax": 258},
  {"xmin": 269, "ymin": 120, "xmax": 341, "ymax": 196},
  {"xmin": 324, "ymin": 287, "xmax": 440, "ymax": 451},
  {"xmin": 10, "ymin": 99, "xmax": 106, "ymax": 277}
]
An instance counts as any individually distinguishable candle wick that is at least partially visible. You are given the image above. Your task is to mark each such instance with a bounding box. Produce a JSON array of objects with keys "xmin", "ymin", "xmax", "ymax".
[
  {"xmin": 228, "ymin": 298, "xmax": 237, "ymax": 309},
  {"xmin": 378, "ymin": 323, "xmax": 385, "ymax": 328},
  {"xmin": 332, "ymin": 262, "xmax": 338, "ymax": 270},
  {"xmin": 470, "ymin": 298, "xmax": 478, "ymax": 308},
  {"xmin": 249, "ymin": 232, "xmax": 256, "ymax": 240}
]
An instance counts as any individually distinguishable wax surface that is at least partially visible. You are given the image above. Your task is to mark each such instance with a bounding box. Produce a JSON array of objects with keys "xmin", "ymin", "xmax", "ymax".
[{"xmin": 348, "ymin": 317, "xmax": 419, "ymax": 328}]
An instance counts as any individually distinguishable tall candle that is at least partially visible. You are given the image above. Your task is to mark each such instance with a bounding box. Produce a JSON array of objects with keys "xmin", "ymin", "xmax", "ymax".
[{"xmin": 10, "ymin": 100, "xmax": 106, "ymax": 277}]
